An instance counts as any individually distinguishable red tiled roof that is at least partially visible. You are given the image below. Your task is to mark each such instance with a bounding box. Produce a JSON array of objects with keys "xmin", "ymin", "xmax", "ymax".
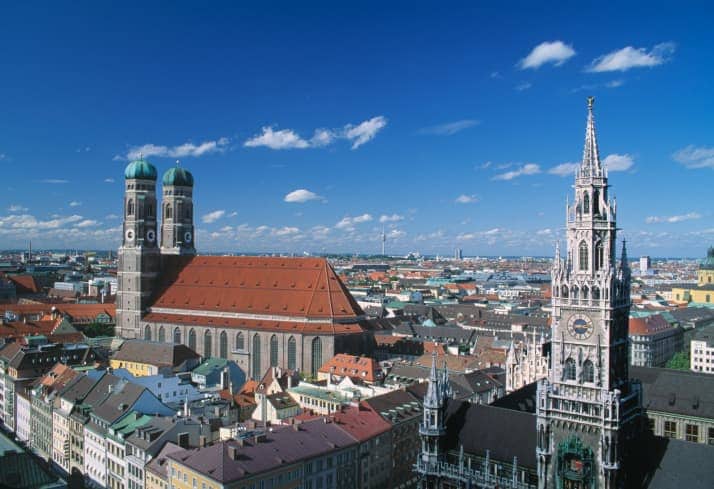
[
  {"xmin": 318, "ymin": 354, "xmax": 383, "ymax": 383},
  {"xmin": 152, "ymin": 256, "xmax": 363, "ymax": 320},
  {"xmin": 331, "ymin": 403, "xmax": 391, "ymax": 441},
  {"xmin": 6, "ymin": 275, "xmax": 39, "ymax": 294},
  {"xmin": 629, "ymin": 315, "xmax": 675, "ymax": 336},
  {"xmin": 0, "ymin": 303, "xmax": 115, "ymax": 321}
]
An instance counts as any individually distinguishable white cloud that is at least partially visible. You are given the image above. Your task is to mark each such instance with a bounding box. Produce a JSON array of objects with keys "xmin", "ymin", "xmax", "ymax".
[
  {"xmin": 515, "ymin": 82, "xmax": 532, "ymax": 91},
  {"xmin": 418, "ymin": 119, "xmax": 479, "ymax": 136},
  {"xmin": 587, "ymin": 42, "xmax": 675, "ymax": 72},
  {"xmin": 493, "ymin": 163, "xmax": 541, "ymax": 180},
  {"xmin": 343, "ymin": 116, "xmax": 388, "ymax": 149},
  {"xmin": 8, "ymin": 205, "xmax": 28, "ymax": 212},
  {"xmin": 112, "ymin": 155, "xmax": 125, "ymax": 161},
  {"xmin": 127, "ymin": 137, "xmax": 229, "ymax": 160},
  {"xmin": 69, "ymin": 201, "xmax": 81, "ymax": 207},
  {"xmin": 273, "ymin": 226, "xmax": 300, "ymax": 236},
  {"xmin": 606, "ymin": 79, "xmax": 624, "ymax": 88},
  {"xmin": 284, "ymin": 189, "xmax": 322, "ymax": 203},
  {"xmin": 41, "ymin": 179, "xmax": 69, "ymax": 184},
  {"xmin": 244, "ymin": 116, "xmax": 387, "ymax": 151},
  {"xmin": 379, "ymin": 214, "xmax": 404, "ymax": 223},
  {"xmin": 603, "ymin": 153, "xmax": 634, "ymax": 172},
  {"xmin": 549, "ymin": 162, "xmax": 579, "ymax": 177},
  {"xmin": 455, "ymin": 194, "xmax": 478, "ymax": 204},
  {"xmin": 335, "ymin": 214, "xmax": 373, "ymax": 230},
  {"xmin": 104, "ymin": 178, "xmax": 115, "ymax": 183},
  {"xmin": 244, "ymin": 127, "xmax": 310, "ymax": 150},
  {"xmin": 673, "ymin": 145, "xmax": 714, "ymax": 169},
  {"xmin": 105, "ymin": 214, "xmax": 120, "ymax": 219},
  {"xmin": 310, "ymin": 129, "xmax": 335, "ymax": 147},
  {"xmin": 519, "ymin": 41, "xmax": 576, "ymax": 69},
  {"xmin": 387, "ymin": 229, "xmax": 406, "ymax": 239},
  {"xmin": 227, "ymin": 211, "xmax": 238, "ymax": 217},
  {"xmin": 75, "ymin": 219, "xmax": 99, "ymax": 228},
  {"xmin": 536, "ymin": 228, "xmax": 552, "ymax": 235},
  {"xmin": 645, "ymin": 212, "xmax": 701, "ymax": 224},
  {"xmin": 202, "ymin": 210, "xmax": 226, "ymax": 224},
  {"xmin": 0, "ymin": 214, "xmax": 83, "ymax": 230}
]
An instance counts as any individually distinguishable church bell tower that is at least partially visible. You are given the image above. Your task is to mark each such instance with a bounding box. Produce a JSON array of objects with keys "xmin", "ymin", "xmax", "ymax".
[
  {"xmin": 116, "ymin": 158, "xmax": 161, "ymax": 339},
  {"xmin": 536, "ymin": 98, "xmax": 641, "ymax": 489},
  {"xmin": 160, "ymin": 163, "xmax": 196, "ymax": 256}
]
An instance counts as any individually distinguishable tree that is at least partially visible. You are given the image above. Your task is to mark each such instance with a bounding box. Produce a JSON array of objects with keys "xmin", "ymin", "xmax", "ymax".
[{"xmin": 665, "ymin": 351, "xmax": 690, "ymax": 371}]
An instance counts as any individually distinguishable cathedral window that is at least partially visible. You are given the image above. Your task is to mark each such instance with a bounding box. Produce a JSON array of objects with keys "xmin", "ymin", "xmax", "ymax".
[
  {"xmin": 173, "ymin": 327, "xmax": 181, "ymax": 344},
  {"xmin": 235, "ymin": 332, "xmax": 244, "ymax": 351},
  {"xmin": 252, "ymin": 334, "xmax": 261, "ymax": 379},
  {"xmin": 594, "ymin": 242, "xmax": 604, "ymax": 271},
  {"xmin": 579, "ymin": 241, "xmax": 589, "ymax": 271},
  {"xmin": 165, "ymin": 204, "xmax": 172, "ymax": 219},
  {"xmin": 582, "ymin": 286, "xmax": 589, "ymax": 300},
  {"xmin": 270, "ymin": 335, "xmax": 279, "ymax": 367},
  {"xmin": 582, "ymin": 360, "xmax": 594, "ymax": 383},
  {"xmin": 158, "ymin": 326, "xmax": 165, "ymax": 343},
  {"xmin": 127, "ymin": 199, "xmax": 135, "ymax": 216},
  {"xmin": 311, "ymin": 337, "xmax": 322, "ymax": 378},
  {"xmin": 592, "ymin": 287, "xmax": 600, "ymax": 300},
  {"xmin": 144, "ymin": 325, "xmax": 152, "ymax": 341},
  {"xmin": 287, "ymin": 336, "xmax": 296, "ymax": 370},
  {"xmin": 562, "ymin": 286, "xmax": 568, "ymax": 298},
  {"xmin": 188, "ymin": 329, "xmax": 197, "ymax": 351},
  {"xmin": 564, "ymin": 358, "xmax": 576, "ymax": 381},
  {"xmin": 219, "ymin": 331, "xmax": 228, "ymax": 359},
  {"xmin": 204, "ymin": 330, "xmax": 212, "ymax": 358},
  {"xmin": 583, "ymin": 192, "xmax": 590, "ymax": 214}
]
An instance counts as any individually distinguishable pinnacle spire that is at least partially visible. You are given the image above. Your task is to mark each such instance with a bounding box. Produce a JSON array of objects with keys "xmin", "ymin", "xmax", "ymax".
[
  {"xmin": 580, "ymin": 96, "xmax": 602, "ymax": 179},
  {"xmin": 620, "ymin": 239, "xmax": 629, "ymax": 271}
]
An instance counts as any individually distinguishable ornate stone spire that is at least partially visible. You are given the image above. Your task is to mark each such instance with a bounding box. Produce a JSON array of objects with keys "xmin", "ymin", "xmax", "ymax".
[
  {"xmin": 581, "ymin": 96, "xmax": 603, "ymax": 179},
  {"xmin": 425, "ymin": 349, "xmax": 441, "ymax": 407}
]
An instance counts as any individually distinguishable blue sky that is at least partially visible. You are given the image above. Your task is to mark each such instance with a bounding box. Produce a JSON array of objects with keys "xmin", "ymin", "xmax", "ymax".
[{"xmin": 1, "ymin": 1, "xmax": 713, "ymax": 257}]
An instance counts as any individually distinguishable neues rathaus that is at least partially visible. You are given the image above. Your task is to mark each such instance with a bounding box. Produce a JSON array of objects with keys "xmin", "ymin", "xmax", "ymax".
[{"xmin": 415, "ymin": 99, "xmax": 710, "ymax": 489}]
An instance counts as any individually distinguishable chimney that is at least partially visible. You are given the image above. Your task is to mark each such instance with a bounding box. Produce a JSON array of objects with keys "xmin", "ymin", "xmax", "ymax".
[{"xmin": 227, "ymin": 445, "xmax": 238, "ymax": 460}]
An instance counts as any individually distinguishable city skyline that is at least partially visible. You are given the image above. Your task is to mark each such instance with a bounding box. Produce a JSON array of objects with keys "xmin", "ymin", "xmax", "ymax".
[{"xmin": 1, "ymin": 3, "xmax": 713, "ymax": 257}]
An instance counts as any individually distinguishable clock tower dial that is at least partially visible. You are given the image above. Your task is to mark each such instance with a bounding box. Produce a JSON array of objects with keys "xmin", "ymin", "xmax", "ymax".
[{"xmin": 567, "ymin": 314, "xmax": 594, "ymax": 340}]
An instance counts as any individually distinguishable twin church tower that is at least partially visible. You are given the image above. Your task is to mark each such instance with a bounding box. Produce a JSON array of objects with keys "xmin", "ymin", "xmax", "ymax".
[{"xmin": 116, "ymin": 161, "xmax": 196, "ymax": 339}]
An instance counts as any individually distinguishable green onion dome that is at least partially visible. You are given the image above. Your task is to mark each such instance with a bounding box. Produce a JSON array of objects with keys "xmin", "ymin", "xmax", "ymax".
[
  {"xmin": 162, "ymin": 166, "xmax": 194, "ymax": 187},
  {"xmin": 124, "ymin": 159, "xmax": 158, "ymax": 180}
]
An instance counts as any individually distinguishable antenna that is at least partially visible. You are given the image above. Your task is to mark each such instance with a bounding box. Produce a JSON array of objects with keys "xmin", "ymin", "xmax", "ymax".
[{"xmin": 381, "ymin": 226, "xmax": 386, "ymax": 256}]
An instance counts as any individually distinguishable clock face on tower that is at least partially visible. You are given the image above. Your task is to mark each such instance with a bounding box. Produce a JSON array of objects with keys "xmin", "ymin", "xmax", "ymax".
[
  {"xmin": 125, "ymin": 229, "xmax": 135, "ymax": 242},
  {"xmin": 184, "ymin": 231, "xmax": 192, "ymax": 244},
  {"xmin": 567, "ymin": 314, "xmax": 594, "ymax": 340},
  {"xmin": 146, "ymin": 230, "xmax": 156, "ymax": 243}
]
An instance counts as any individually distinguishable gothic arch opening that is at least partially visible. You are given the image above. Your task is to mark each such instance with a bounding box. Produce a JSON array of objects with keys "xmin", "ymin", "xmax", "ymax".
[
  {"xmin": 287, "ymin": 336, "xmax": 296, "ymax": 371},
  {"xmin": 219, "ymin": 331, "xmax": 228, "ymax": 359},
  {"xmin": 144, "ymin": 324, "xmax": 152, "ymax": 341},
  {"xmin": 173, "ymin": 327, "xmax": 181, "ymax": 344},
  {"xmin": 252, "ymin": 334, "xmax": 261, "ymax": 379},
  {"xmin": 158, "ymin": 326, "xmax": 165, "ymax": 343},
  {"xmin": 579, "ymin": 241, "xmax": 589, "ymax": 271},
  {"xmin": 188, "ymin": 329, "xmax": 196, "ymax": 351},
  {"xmin": 311, "ymin": 337, "xmax": 322, "ymax": 378},
  {"xmin": 564, "ymin": 357, "xmax": 576, "ymax": 381},
  {"xmin": 583, "ymin": 192, "xmax": 590, "ymax": 214},
  {"xmin": 594, "ymin": 241, "xmax": 605, "ymax": 271},
  {"xmin": 235, "ymin": 332, "xmax": 244, "ymax": 351},
  {"xmin": 582, "ymin": 360, "xmax": 595, "ymax": 383},
  {"xmin": 127, "ymin": 199, "xmax": 135, "ymax": 216},
  {"xmin": 204, "ymin": 330, "xmax": 212, "ymax": 358},
  {"xmin": 270, "ymin": 334, "xmax": 279, "ymax": 367}
]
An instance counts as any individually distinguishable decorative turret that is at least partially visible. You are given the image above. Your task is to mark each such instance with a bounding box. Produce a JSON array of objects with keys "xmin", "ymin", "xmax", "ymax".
[{"xmin": 580, "ymin": 96, "xmax": 603, "ymax": 179}]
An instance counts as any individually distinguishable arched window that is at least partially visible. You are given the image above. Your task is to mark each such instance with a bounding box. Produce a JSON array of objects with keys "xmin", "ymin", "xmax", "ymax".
[
  {"xmin": 287, "ymin": 336, "xmax": 296, "ymax": 371},
  {"xmin": 562, "ymin": 286, "xmax": 568, "ymax": 298},
  {"xmin": 311, "ymin": 337, "xmax": 322, "ymax": 378},
  {"xmin": 593, "ymin": 190, "xmax": 600, "ymax": 215},
  {"xmin": 235, "ymin": 332, "xmax": 244, "ymax": 351},
  {"xmin": 594, "ymin": 242, "xmax": 604, "ymax": 271},
  {"xmin": 177, "ymin": 203, "xmax": 183, "ymax": 222},
  {"xmin": 592, "ymin": 287, "xmax": 600, "ymax": 300},
  {"xmin": 579, "ymin": 241, "xmax": 589, "ymax": 271},
  {"xmin": 219, "ymin": 331, "xmax": 228, "ymax": 359},
  {"xmin": 188, "ymin": 329, "xmax": 196, "ymax": 351},
  {"xmin": 173, "ymin": 327, "xmax": 181, "ymax": 344},
  {"xmin": 252, "ymin": 334, "xmax": 261, "ymax": 379},
  {"xmin": 582, "ymin": 286, "xmax": 589, "ymax": 300},
  {"xmin": 270, "ymin": 335, "xmax": 279, "ymax": 367},
  {"xmin": 127, "ymin": 199, "xmax": 135, "ymax": 216},
  {"xmin": 583, "ymin": 193, "xmax": 590, "ymax": 214},
  {"xmin": 165, "ymin": 204, "xmax": 172, "ymax": 219},
  {"xmin": 582, "ymin": 360, "xmax": 595, "ymax": 383},
  {"xmin": 707, "ymin": 294, "xmax": 711, "ymax": 303},
  {"xmin": 144, "ymin": 325, "xmax": 152, "ymax": 341},
  {"xmin": 158, "ymin": 326, "xmax": 165, "ymax": 343},
  {"xmin": 204, "ymin": 330, "xmax": 212, "ymax": 358},
  {"xmin": 571, "ymin": 287, "xmax": 579, "ymax": 300},
  {"xmin": 564, "ymin": 358, "xmax": 576, "ymax": 381}
]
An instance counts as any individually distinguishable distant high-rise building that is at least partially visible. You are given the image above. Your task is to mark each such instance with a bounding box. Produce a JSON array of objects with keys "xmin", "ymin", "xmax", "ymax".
[
  {"xmin": 640, "ymin": 256, "xmax": 651, "ymax": 274},
  {"xmin": 454, "ymin": 248, "xmax": 463, "ymax": 260}
]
